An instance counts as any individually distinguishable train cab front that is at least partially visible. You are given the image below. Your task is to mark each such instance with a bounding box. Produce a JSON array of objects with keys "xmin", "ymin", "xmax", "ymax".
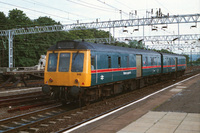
[{"xmin": 42, "ymin": 47, "xmax": 91, "ymax": 102}]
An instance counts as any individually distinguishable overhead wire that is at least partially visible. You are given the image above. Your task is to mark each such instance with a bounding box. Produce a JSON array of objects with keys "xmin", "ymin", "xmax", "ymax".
[
  {"xmin": 77, "ymin": 0, "xmax": 113, "ymax": 11},
  {"xmin": 115, "ymin": 0, "xmax": 132, "ymax": 10},
  {"xmin": 22, "ymin": 0, "xmax": 91, "ymax": 19},
  {"xmin": 96, "ymin": 0, "xmax": 129, "ymax": 16},
  {"xmin": 65, "ymin": 0, "xmax": 115, "ymax": 12},
  {"xmin": 0, "ymin": 1, "xmax": 76, "ymax": 21},
  {"xmin": 154, "ymin": 0, "xmax": 173, "ymax": 14}
]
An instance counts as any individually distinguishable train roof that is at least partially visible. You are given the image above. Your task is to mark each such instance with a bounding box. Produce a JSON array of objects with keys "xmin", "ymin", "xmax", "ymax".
[
  {"xmin": 48, "ymin": 40, "xmax": 160, "ymax": 55},
  {"xmin": 160, "ymin": 52, "xmax": 186, "ymax": 58}
]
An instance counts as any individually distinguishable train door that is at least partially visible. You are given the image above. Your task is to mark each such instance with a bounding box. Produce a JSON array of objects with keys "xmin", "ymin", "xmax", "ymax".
[
  {"xmin": 91, "ymin": 54, "xmax": 98, "ymax": 85},
  {"xmin": 175, "ymin": 57, "xmax": 178, "ymax": 71},
  {"xmin": 95, "ymin": 55, "xmax": 98, "ymax": 83},
  {"xmin": 166, "ymin": 58, "xmax": 169, "ymax": 72},
  {"xmin": 136, "ymin": 55, "xmax": 142, "ymax": 77},
  {"xmin": 161, "ymin": 54, "xmax": 163, "ymax": 73}
]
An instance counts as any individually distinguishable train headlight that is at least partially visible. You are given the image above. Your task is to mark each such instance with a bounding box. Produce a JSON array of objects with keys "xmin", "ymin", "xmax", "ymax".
[
  {"xmin": 49, "ymin": 78, "xmax": 53, "ymax": 82},
  {"xmin": 75, "ymin": 79, "xmax": 79, "ymax": 84}
]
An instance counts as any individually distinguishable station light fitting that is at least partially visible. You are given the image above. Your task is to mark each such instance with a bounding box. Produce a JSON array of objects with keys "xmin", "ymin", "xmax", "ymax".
[
  {"xmin": 133, "ymin": 28, "xmax": 139, "ymax": 32},
  {"xmin": 172, "ymin": 37, "xmax": 179, "ymax": 41},
  {"xmin": 138, "ymin": 39, "xmax": 143, "ymax": 43},
  {"xmin": 190, "ymin": 23, "xmax": 197, "ymax": 28},
  {"xmin": 161, "ymin": 25, "xmax": 168, "ymax": 29}
]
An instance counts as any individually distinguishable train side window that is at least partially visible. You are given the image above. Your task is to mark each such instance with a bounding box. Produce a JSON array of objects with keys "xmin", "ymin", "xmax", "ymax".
[
  {"xmin": 166, "ymin": 58, "xmax": 169, "ymax": 65},
  {"xmin": 108, "ymin": 56, "xmax": 111, "ymax": 68},
  {"xmin": 91, "ymin": 56, "xmax": 95, "ymax": 70},
  {"xmin": 151, "ymin": 57, "xmax": 154, "ymax": 65},
  {"xmin": 118, "ymin": 57, "xmax": 121, "ymax": 68},
  {"xmin": 127, "ymin": 56, "xmax": 129, "ymax": 67},
  {"xmin": 146, "ymin": 57, "xmax": 148, "ymax": 65},
  {"xmin": 157, "ymin": 57, "xmax": 159, "ymax": 66},
  {"xmin": 155, "ymin": 57, "xmax": 157, "ymax": 65}
]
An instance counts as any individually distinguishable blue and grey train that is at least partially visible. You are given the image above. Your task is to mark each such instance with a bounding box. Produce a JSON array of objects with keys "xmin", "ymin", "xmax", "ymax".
[{"xmin": 42, "ymin": 40, "xmax": 186, "ymax": 103}]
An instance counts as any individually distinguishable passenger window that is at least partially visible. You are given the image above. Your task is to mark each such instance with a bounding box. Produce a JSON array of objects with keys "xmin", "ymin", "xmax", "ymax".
[
  {"xmin": 91, "ymin": 56, "xmax": 95, "ymax": 70},
  {"xmin": 157, "ymin": 57, "xmax": 159, "ymax": 66},
  {"xmin": 59, "ymin": 53, "xmax": 70, "ymax": 72},
  {"xmin": 108, "ymin": 56, "xmax": 111, "ymax": 68},
  {"xmin": 146, "ymin": 57, "xmax": 148, "ymax": 65},
  {"xmin": 118, "ymin": 57, "xmax": 121, "ymax": 68},
  {"xmin": 47, "ymin": 53, "xmax": 58, "ymax": 72},
  {"xmin": 127, "ymin": 56, "xmax": 129, "ymax": 67},
  {"xmin": 71, "ymin": 53, "xmax": 84, "ymax": 72},
  {"xmin": 151, "ymin": 57, "xmax": 154, "ymax": 65}
]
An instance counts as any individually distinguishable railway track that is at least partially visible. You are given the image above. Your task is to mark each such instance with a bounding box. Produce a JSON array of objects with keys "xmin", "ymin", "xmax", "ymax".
[
  {"xmin": 0, "ymin": 105, "xmax": 64, "ymax": 133},
  {"xmin": 0, "ymin": 91, "xmax": 43, "ymax": 99},
  {"xmin": 0, "ymin": 80, "xmax": 44, "ymax": 89},
  {"xmin": 0, "ymin": 92, "xmax": 50, "ymax": 108}
]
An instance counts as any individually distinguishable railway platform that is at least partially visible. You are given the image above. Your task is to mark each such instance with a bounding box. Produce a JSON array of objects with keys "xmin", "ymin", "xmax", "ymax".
[
  {"xmin": 70, "ymin": 73, "xmax": 200, "ymax": 133},
  {"xmin": 0, "ymin": 67, "xmax": 44, "ymax": 89}
]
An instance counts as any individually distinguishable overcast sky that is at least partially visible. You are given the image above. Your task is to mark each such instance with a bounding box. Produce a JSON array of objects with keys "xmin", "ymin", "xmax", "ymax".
[
  {"xmin": 0, "ymin": 0, "xmax": 200, "ymax": 53},
  {"xmin": 1, "ymin": 0, "xmax": 199, "ymax": 24}
]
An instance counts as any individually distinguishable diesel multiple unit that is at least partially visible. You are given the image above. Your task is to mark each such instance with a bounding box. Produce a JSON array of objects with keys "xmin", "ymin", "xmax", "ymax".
[{"xmin": 42, "ymin": 40, "xmax": 186, "ymax": 103}]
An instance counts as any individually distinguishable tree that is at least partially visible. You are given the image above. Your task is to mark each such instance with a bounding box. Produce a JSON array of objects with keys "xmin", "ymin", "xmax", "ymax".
[
  {"xmin": 7, "ymin": 14, "xmax": 70, "ymax": 67},
  {"xmin": 1, "ymin": 9, "xmax": 132, "ymax": 67},
  {"xmin": 34, "ymin": 16, "xmax": 59, "ymax": 26},
  {"xmin": 65, "ymin": 28, "xmax": 110, "ymax": 40},
  {"xmin": 111, "ymin": 41, "xmax": 129, "ymax": 47},
  {"xmin": 184, "ymin": 54, "xmax": 189, "ymax": 64},
  {"xmin": 159, "ymin": 49, "xmax": 172, "ymax": 53},
  {"xmin": 0, "ymin": 12, "xmax": 8, "ymax": 30},
  {"xmin": 8, "ymin": 9, "xmax": 32, "ymax": 28},
  {"xmin": 196, "ymin": 58, "xmax": 200, "ymax": 62},
  {"xmin": 129, "ymin": 40, "xmax": 145, "ymax": 49},
  {"xmin": 0, "ymin": 12, "xmax": 9, "ymax": 67}
]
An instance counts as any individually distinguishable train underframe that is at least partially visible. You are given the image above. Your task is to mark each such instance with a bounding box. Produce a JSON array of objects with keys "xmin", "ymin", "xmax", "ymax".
[{"xmin": 42, "ymin": 70, "xmax": 185, "ymax": 105}]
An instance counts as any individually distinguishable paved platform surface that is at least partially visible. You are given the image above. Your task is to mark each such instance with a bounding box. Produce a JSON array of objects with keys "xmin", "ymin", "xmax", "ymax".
[
  {"xmin": 118, "ymin": 111, "xmax": 200, "ymax": 133},
  {"xmin": 117, "ymin": 73, "xmax": 200, "ymax": 133},
  {"xmin": 72, "ymin": 73, "xmax": 200, "ymax": 133}
]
